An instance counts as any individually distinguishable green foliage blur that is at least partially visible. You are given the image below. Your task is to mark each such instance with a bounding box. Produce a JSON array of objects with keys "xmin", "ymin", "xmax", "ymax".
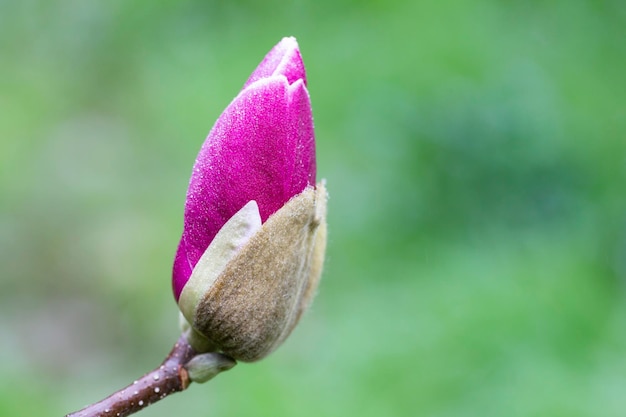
[{"xmin": 1, "ymin": 1, "xmax": 625, "ymax": 416}]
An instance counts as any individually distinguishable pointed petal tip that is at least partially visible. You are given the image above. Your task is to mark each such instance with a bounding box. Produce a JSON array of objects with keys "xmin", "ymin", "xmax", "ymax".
[
  {"xmin": 278, "ymin": 36, "xmax": 299, "ymax": 50},
  {"xmin": 244, "ymin": 37, "xmax": 306, "ymax": 88}
]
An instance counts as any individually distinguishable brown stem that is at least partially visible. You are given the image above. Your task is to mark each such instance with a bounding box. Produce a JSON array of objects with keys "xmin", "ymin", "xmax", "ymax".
[{"xmin": 66, "ymin": 335, "xmax": 196, "ymax": 417}]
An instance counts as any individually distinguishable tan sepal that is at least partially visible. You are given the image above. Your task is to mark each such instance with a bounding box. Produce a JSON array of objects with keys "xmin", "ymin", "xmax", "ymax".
[
  {"xmin": 194, "ymin": 182, "xmax": 328, "ymax": 362},
  {"xmin": 179, "ymin": 200, "xmax": 262, "ymax": 329},
  {"xmin": 179, "ymin": 312, "xmax": 217, "ymax": 353}
]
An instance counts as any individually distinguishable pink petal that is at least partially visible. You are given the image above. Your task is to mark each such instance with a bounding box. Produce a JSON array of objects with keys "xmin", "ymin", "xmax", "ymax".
[{"xmin": 173, "ymin": 239, "xmax": 193, "ymax": 300}]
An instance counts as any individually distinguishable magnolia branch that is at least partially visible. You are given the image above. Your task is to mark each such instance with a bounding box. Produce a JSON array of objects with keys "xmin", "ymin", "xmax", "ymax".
[{"xmin": 66, "ymin": 335, "xmax": 235, "ymax": 417}]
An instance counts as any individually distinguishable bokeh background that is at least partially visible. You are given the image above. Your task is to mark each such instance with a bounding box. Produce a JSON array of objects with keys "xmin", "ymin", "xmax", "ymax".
[{"xmin": 2, "ymin": 1, "xmax": 626, "ymax": 416}]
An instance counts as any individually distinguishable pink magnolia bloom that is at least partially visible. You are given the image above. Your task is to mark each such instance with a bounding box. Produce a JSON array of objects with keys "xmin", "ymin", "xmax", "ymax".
[{"xmin": 173, "ymin": 37, "xmax": 316, "ymax": 301}]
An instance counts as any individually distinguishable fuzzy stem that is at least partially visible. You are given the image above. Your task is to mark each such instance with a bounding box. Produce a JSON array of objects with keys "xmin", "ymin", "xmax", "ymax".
[{"xmin": 66, "ymin": 335, "xmax": 196, "ymax": 417}]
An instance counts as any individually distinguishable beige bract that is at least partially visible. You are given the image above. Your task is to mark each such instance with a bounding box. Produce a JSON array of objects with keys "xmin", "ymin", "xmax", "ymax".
[{"xmin": 179, "ymin": 183, "xmax": 327, "ymax": 362}]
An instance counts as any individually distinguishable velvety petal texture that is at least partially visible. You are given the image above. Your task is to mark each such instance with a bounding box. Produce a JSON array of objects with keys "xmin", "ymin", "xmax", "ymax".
[{"xmin": 173, "ymin": 37, "xmax": 316, "ymax": 300}]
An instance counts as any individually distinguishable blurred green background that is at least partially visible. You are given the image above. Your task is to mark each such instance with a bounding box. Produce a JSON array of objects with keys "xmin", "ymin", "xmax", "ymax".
[{"xmin": 1, "ymin": 1, "xmax": 626, "ymax": 416}]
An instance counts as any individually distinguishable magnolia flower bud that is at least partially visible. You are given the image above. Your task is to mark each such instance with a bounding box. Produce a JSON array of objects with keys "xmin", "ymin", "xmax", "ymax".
[{"xmin": 173, "ymin": 38, "xmax": 327, "ymax": 362}]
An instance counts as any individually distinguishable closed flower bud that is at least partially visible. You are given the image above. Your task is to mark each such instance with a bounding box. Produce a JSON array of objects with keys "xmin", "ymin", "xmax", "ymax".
[{"xmin": 173, "ymin": 37, "xmax": 327, "ymax": 362}]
